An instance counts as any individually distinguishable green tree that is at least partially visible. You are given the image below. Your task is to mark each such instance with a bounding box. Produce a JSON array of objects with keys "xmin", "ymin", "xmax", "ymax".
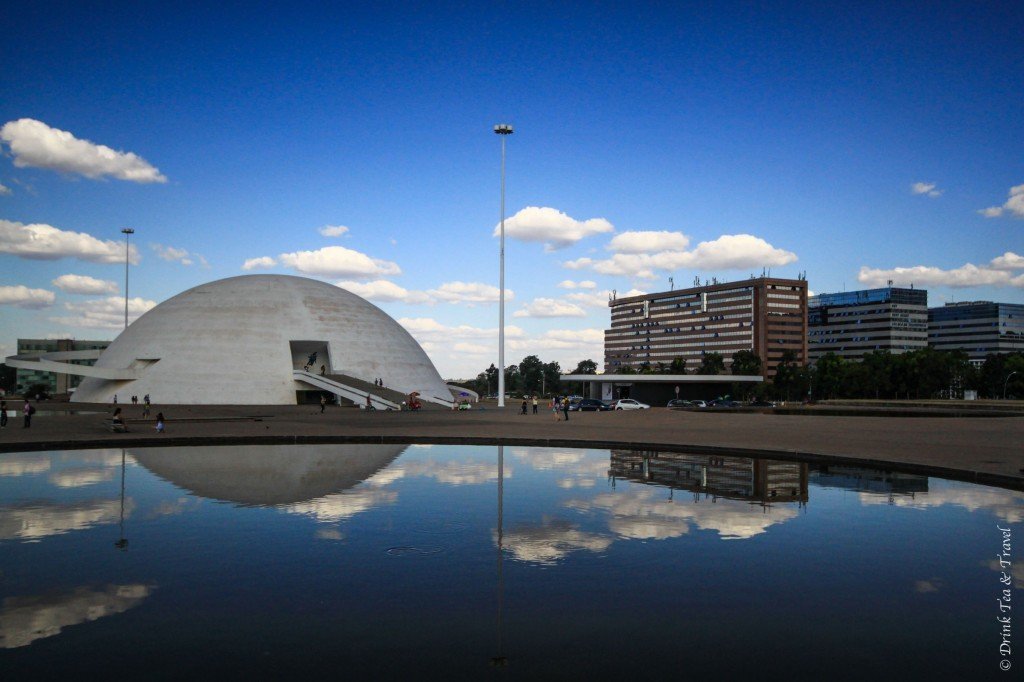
[
  {"xmin": 617, "ymin": 366, "xmax": 637, "ymax": 375},
  {"xmin": 771, "ymin": 349, "xmax": 801, "ymax": 401},
  {"xmin": 519, "ymin": 355, "xmax": 544, "ymax": 394},
  {"xmin": 572, "ymin": 359, "xmax": 598, "ymax": 375},
  {"xmin": 669, "ymin": 357, "xmax": 687, "ymax": 374},
  {"xmin": 730, "ymin": 350, "xmax": 762, "ymax": 376},
  {"xmin": 697, "ymin": 352, "xmax": 725, "ymax": 376},
  {"xmin": 813, "ymin": 353, "xmax": 847, "ymax": 399},
  {"xmin": 542, "ymin": 361, "xmax": 562, "ymax": 396}
]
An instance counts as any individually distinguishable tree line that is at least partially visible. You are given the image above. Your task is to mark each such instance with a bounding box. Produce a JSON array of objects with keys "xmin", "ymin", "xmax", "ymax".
[{"xmin": 460, "ymin": 349, "xmax": 1024, "ymax": 401}]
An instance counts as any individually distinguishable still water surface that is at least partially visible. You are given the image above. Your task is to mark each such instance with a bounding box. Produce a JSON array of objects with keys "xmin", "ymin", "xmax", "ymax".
[{"xmin": 0, "ymin": 444, "xmax": 1020, "ymax": 680}]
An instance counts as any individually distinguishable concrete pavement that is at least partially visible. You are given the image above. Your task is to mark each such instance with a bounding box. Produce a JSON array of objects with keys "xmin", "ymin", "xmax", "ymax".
[{"xmin": 2, "ymin": 402, "xmax": 1023, "ymax": 490}]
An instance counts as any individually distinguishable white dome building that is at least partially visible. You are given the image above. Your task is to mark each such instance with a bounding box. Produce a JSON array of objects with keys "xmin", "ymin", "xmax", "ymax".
[{"xmin": 29, "ymin": 275, "xmax": 458, "ymax": 406}]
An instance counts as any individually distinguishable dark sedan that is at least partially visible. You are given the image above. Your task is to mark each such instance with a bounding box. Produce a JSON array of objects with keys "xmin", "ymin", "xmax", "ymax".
[
  {"xmin": 569, "ymin": 398, "xmax": 612, "ymax": 411},
  {"xmin": 666, "ymin": 399, "xmax": 692, "ymax": 408}
]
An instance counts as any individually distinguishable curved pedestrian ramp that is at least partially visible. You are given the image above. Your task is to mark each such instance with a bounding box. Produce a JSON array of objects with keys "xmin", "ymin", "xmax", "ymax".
[{"xmin": 292, "ymin": 371, "xmax": 452, "ymax": 410}]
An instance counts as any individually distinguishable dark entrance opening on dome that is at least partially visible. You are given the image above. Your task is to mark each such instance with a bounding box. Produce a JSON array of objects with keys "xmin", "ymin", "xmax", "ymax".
[{"xmin": 290, "ymin": 340, "xmax": 331, "ymax": 375}]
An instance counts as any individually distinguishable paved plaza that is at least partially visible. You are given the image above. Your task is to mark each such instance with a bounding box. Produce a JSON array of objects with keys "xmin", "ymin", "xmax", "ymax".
[{"xmin": 3, "ymin": 401, "xmax": 1023, "ymax": 489}]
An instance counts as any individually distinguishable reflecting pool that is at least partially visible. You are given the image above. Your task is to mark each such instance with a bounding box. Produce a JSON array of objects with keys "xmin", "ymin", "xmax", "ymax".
[{"xmin": 0, "ymin": 445, "xmax": 1020, "ymax": 679}]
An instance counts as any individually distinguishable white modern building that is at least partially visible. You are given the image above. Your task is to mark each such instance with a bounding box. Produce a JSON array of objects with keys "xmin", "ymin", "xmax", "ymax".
[{"xmin": 6, "ymin": 275, "xmax": 461, "ymax": 407}]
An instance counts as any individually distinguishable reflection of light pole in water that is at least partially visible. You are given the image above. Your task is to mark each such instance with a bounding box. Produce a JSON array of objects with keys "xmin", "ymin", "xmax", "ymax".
[
  {"xmin": 115, "ymin": 449, "xmax": 128, "ymax": 550},
  {"xmin": 491, "ymin": 444, "xmax": 507, "ymax": 667}
]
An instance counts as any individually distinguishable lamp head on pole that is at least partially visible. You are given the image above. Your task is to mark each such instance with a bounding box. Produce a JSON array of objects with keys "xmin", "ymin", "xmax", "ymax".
[
  {"xmin": 121, "ymin": 228, "xmax": 135, "ymax": 235},
  {"xmin": 493, "ymin": 124, "xmax": 514, "ymax": 135}
]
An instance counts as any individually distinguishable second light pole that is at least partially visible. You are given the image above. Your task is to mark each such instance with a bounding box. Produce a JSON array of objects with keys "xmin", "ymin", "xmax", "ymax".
[
  {"xmin": 494, "ymin": 123, "xmax": 513, "ymax": 408},
  {"xmin": 121, "ymin": 228, "xmax": 135, "ymax": 329}
]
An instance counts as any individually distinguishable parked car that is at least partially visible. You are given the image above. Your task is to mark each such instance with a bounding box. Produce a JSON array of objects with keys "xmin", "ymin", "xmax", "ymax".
[
  {"xmin": 749, "ymin": 399, "xmax": 776, "ymax": 407},
  {"xmin": 569, "ymin": 398, "xmax": 612, "ymax": 412},
  {"xmin": 709, "ymin": 399, "xmax": 741, "ymax": 408},
  {"xmin": 689, "ymin": 399, "xmax": 708, "ymax": 408},
  {"xmin": 611, "ymin": 398, "xmax": 650, "ymax": 410},
  {"xmin": 666, "ymin": 399, "xmax": 692, "ymax": 408}
]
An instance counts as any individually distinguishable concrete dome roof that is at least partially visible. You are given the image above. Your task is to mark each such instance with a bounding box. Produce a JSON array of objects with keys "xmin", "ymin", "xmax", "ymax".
[{"xmin": 72, "ymin": 274, "xmax": 450, "ymax": 405}]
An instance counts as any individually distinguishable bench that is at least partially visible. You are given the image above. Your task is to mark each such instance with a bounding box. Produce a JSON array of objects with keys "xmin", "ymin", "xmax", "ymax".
[{"xmin": 103, "ymin": 419, "xmax": 128, "ymax": 433}]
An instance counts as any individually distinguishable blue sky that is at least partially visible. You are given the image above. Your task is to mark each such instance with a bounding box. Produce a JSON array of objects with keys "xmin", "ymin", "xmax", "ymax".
[{"xmin": 1, "ymin": 1, "xmax": 1022, "ymax": 379}]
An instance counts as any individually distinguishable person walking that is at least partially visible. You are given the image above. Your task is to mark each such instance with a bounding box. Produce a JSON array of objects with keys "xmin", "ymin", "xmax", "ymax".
[
  {"xmin": 562, "ymin": 396, "xmax": 570, "ymax": 421},
  {"xmin": 155, "ymin": 412, "xmax": 165, "ymax": 433},
  {"xmin": 23, "ymin": 399, "xmax": 34, "ymax": 428},
  {"xmin": 142, "ymin": 396, "xmax": 151, "ymax": 419},
  {"xmin": 552, "ymin": 396, "xmax": 561, "ymax": 421},
  {"xmin": 320, "ymin": 395, "xmax": 327, "ymax": 413}
]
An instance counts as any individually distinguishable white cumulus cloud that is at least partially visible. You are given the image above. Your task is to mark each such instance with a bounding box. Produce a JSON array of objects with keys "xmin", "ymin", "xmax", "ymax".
[
  {"xmin": 152, "ymin": 244, "xmax": 194, "ymax": 266},
  {"xmin": 990, "ymin": 252, "xmax": 1024, "ymax": 270},
  {"xmin": 566, "ymin": 288, "xmax": 645, "ymax": 308},
  {"xmin": 0, "ymin": 285, "xmax": 55, "ymax": 308},
  {"xmin": 513, "ymin": 298, "xmax": 587, "ymax": 318},
  {"xmin": 979, "ymin": 183, "xmax": 1024, "ymax": 218},
  {"xmin": 336, "ymin": 279, "xmax": 432, "ymax": 304},
  {"xmin": 277, "ymin": 246, "xmax": 401, "ymax": 279},
  {"xmin": 0, "ymin": 118, "xmax": 166, "ymax": 183},
  {"xmin": 911, "ymin": 182, "xmax": 942, "ymax": 198},
  {"xmin": 0, "ymin": 219, "xmax": 140, "ymax": 263},
  {"xmin": 607, "ymin": 230, "xmax": 690, "ymax": 253},
  {"xmin": 857, "ymin": 259, "xmax": 1024, "ymax": 289},
  {"xmin": 563, "ymin": 234, "xmax": 796, "ymax": 278},
  {"xmin": 557, "ymin": 280, "xmax": 597, "ymax": 290},
  {"xmin": 50, "ymin": 296, "xmax": 157, "ymax": 329},
  {"xmin": 495, "ymin": 206, "xmax": 614, "ymax": 251},
  {"xmin": 319, "ymin": 225, "xmax": 350, "ymax": 237},
  {"xmin": 427, "ymin": 281, "xmax": 513, "ymax": 305},
  {"xmin": 52, "ymin": 274, "xmax": 119, "ymax": 295},
  {"xmin": 242, "ymin": 256, "xmax": 277, "ymax": 270},
  {"xmin": 0, "ymin": 183, "xmax": 11, "ymax": 196}
]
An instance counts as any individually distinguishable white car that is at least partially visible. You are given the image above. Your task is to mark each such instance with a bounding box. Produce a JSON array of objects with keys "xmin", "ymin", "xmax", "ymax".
[{"xmin": 612, "ymin": 398, "xmax": 650, "ymax": 410}]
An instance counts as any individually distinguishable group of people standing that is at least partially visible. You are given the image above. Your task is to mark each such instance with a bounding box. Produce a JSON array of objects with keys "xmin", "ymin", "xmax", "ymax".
[{"xmin": 518, "ymin": 395, "xmax": 572, "ymax": 420}]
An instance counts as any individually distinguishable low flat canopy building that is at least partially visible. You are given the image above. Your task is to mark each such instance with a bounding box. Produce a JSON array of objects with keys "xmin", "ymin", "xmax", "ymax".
[
  {"xmin": 6, "ymin": 275, "xmax": 461, "ymax": 407},
  {"xmin": 561, "ymin": 373, "xmax": 763, "ymax": 404}
]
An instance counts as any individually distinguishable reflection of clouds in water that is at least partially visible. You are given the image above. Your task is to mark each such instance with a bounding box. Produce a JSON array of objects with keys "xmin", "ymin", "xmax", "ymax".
[
  {"xmin": 147, "ymin": 497, "xmax": 200, "ymax": 519},
  {"xmin": 511, "ymin": 447, "xmax": 607, "ymax": 475},
  {"xmin": 58, "ymin": 449, "xmax": 132, "ymax": 468},
  {"xmin": 316, "ymin": 528, "xmax": 345, "ymax": 541},
  {"xmin": 0, "ymin": 450, "xmax": 132, "ymax": 479},
  {"xmin": 381, "ymin": 460, "xmax": 510, "ymax": 486},
  {"xmin": 48, "ymin": 467, "xmax": 114, "ymax": 488},
  {"xmin": 569, "ymin": 489, "xmax": 798, "ymax": 540},
  {"xmin": 914, "ymin": 578, "xmax": 944, "ymax": 593},
  {"xmin": 858, "ymin": 482, "xmax": 1024, "ymax": 524},
  {"xmin": 985, "ymin": 559, "xmax": 1024, "ymax": 589},
  {"xmin": 498, "ymin": 517, "xmax": 612, "ymax": 565},
  {"xmin": 0, "ymin": 498, "xmax": 134, "ymax": 541},
  {"xmin": 0, "ymin": 584, "xmax": 152, "ymax": 649},
  {"xmin": 557, "ymin": 477, "xmax": 596, "ymax": 490},
  {"xmin": 284, "ymin": 489, "xmax": 397, "ymax": 522},
  {"xmin": 0, "ymin": 456, "xmax": 51, "ymax": 477},
  {"xmin": 363, "ymin": 467, "xmax": 406, "ymax": 487}
]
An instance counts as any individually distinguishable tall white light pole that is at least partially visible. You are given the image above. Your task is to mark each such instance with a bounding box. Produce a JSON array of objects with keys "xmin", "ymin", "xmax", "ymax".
[
  {"xmin": 494, "ymin": 124, "xmax": 513, "ymax": 408},
  {"xmin": 121, "ymin": 228, "xmax": 134, "ymax": 329}
]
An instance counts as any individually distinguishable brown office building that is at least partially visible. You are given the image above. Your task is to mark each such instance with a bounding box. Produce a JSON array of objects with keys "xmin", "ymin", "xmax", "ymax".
[{"xmin": 604, "ymin": 277, "xmax": 808, "ymax": 377}]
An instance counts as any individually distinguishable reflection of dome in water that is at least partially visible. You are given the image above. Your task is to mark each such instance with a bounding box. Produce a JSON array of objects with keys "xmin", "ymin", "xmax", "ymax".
[
  {"xmin": 131, "ymin": 444, "xmax": 406, "ymax": 506},
  {"xmin": 72, "ymin": 274, "xmax": 450, "ymax": 405}
]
